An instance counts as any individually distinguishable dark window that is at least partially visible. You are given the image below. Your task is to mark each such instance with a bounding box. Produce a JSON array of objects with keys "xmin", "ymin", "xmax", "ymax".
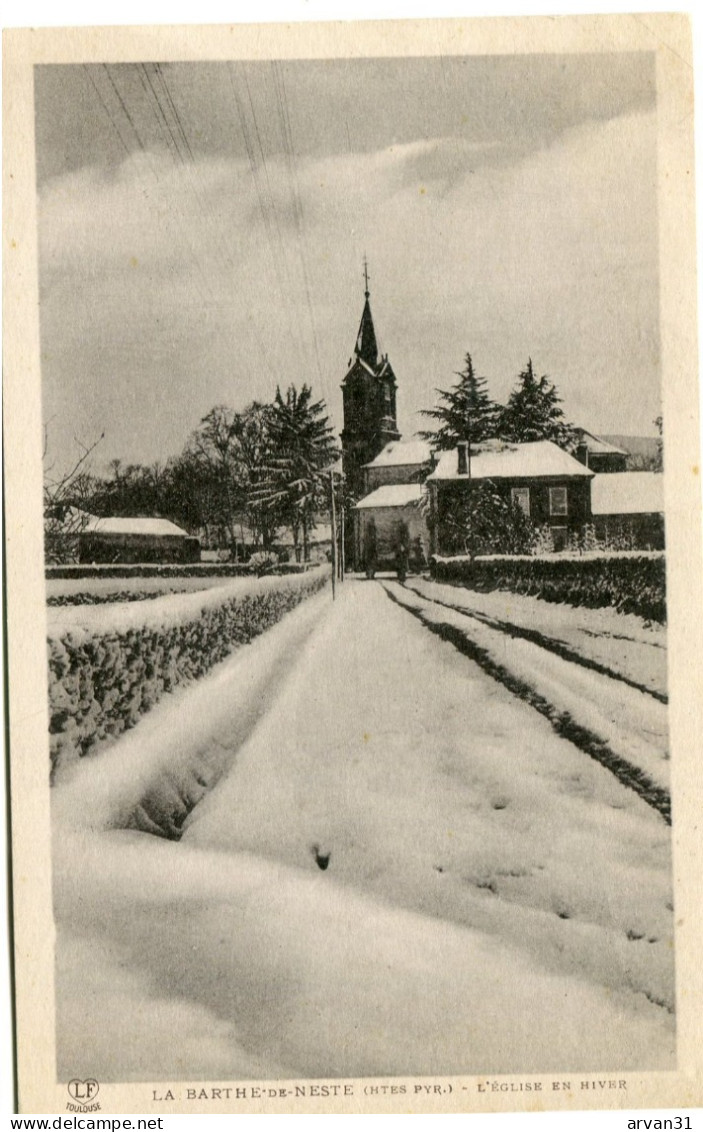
[
  {"xmin": 549, "ymin": 486, "xmax": 568, "ymax": 516},
  {"xmin": 511, "ymin": 487, "xmax": 530, "ymax": 516}
]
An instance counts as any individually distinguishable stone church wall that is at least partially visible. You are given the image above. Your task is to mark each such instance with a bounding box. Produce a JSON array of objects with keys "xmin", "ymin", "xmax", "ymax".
[
  {"xmin": 355, "ymin": 504, "xmax": 430, "ymax": 569},
  {"xmin": 365, "ymin": 464, "xmax": 427, "ymax": 492}
]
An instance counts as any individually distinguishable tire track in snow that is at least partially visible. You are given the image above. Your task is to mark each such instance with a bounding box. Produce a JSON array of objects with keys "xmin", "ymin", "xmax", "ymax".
[
  {"xmin": 403, "ymin": 579, "xmax": 667, "ymax": 704},
  {"xmin": 381, "ymin": 582, "xmax": 671, "ymax": 824}
]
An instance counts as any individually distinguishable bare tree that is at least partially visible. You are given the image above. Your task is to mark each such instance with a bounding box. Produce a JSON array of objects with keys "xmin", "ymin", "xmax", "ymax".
[{"xmin": 43, "ymin": 429, "xmax": 104, "ymax": 563}]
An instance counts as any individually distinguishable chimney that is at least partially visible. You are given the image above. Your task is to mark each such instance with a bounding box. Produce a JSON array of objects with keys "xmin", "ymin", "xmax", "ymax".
[{"xmin": 457, "ymin": 441, "xmax": 468, "ymax": 476}]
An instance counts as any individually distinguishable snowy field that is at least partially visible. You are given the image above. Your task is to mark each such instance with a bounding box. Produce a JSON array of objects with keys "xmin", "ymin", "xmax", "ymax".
[{"xmin": 52, "ymin": 580, "xmax": 674, "ymax": 1082}]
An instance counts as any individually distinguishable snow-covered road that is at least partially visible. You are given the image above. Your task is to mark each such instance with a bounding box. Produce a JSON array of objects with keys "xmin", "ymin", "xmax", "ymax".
[
  {"xmin": 53, "ymin": 579, "xmax": 675, "ymax": 1081},
  {"xmin": 383, "ymin": 581, "xmax": 670, "ymax": 816},
  {"xmin": 405, "ymin": 577, "xmax": 668, "ymax": 700}
]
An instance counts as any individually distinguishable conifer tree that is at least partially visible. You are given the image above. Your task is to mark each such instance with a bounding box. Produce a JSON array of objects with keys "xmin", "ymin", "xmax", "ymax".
[
  {"xmin": 440, "ymin": 480, "xmax": 535, "ymax": 557},
  {"xmin": 497, "ymin": 359, "xmax": 576, "ymax": 450},
  {"xmin": 255, "ymin": 384, "xmax": 339, "ymax": 561},
  {"xmin": 419, "ymin": 353, "xmax": 498, "ymax": 450}
]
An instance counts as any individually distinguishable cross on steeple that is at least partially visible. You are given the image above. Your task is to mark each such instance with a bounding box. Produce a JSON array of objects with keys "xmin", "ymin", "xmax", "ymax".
[{"xmin": 363, "ymin": 254, "xmax": 370, "ymax": 298}]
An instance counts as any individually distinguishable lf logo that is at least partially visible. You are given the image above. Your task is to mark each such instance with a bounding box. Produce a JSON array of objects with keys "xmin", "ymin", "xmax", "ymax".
[{"xmin": 67, "ymin": 1079, "xmax": 100, "ymax": 1103}]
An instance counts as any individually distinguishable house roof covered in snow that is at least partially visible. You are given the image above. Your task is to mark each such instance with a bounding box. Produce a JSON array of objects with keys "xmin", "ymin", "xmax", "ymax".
[
  {"xmin": 427, "ymin": 440, "xmax": 594, "ymax": 482},
  {"xmin": 82, "ymin": 516, "xmax": 190, "ymax": 537},
  {"xmin": 355, "ymin": 484, "xmax": 426, "ymax": 509},
  {"xmin": 575, "ymin": 429, "xmax": 627, "ymax": 456},
  {"xmin": 363, "ymin": 439, "xmax": 431, "ymax": 469},
  {"xmin": 601, "ymin": 435, "xmax": 660, "ymax": 463},
  {"xmin": 591, "ymin": 472, "xmax": 664, "ymax": 515}
]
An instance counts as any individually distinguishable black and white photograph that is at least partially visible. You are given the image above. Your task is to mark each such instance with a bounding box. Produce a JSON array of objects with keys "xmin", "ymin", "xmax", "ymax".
[{"xmin": 3, "ymin": 13, "xmax": 702, "ymax": 1116}]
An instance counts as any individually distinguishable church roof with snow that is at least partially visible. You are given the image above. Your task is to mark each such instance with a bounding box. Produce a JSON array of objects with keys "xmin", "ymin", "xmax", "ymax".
[
  {"xmin": 363, "ymin": 439, "xmax": 431, "ymax": 469},
  {"xmin": 427, "ymin": 440, "xmax": 594, "ymax": 481},
  {"xmin": 355, "ymin": 483, "xmax": 427, "ymax": 509}
]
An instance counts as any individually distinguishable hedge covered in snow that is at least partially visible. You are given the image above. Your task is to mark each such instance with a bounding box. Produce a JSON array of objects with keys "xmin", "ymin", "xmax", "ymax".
[
  {"xmin": 430, "ymin": 552, "xmax": 666, "ymax": 623},
  {"xmin": 47, "ymin": 567, "xmax": 328, "ymax": 776},
  {"xmin": 46, "ymin": 561, "xmax": 313, "ymax": 581}
]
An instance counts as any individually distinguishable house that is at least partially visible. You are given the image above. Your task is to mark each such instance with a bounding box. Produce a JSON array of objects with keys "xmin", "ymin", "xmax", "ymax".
[
  {"xmin": 573, "ymin": 429, "xmax": 628, "ymax": 473},
  {"xmin": 426, "ymin": 439, "xmax": 595, "ymax": 554},
  {"xmin": 78, "ymin": 516, "xmax": 200, "ymax": 564},
  {"xmin": 591, "ymin": 472, "xmax": 664, "ymax": 548}
]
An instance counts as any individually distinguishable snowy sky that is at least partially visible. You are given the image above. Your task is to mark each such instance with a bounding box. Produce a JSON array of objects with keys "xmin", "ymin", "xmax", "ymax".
[{"xmin": 35, "ymin": 53, "xmax": 660, "ymax": 473}]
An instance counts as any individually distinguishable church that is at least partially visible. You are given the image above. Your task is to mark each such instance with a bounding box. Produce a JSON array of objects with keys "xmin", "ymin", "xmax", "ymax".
[
  {"xmin": 340, "ymin": 273, "xmax": 430, "ymax": 570},
  {"xmin": 340, "ymin": 273, "xmax": 665, "ymax": 569}
]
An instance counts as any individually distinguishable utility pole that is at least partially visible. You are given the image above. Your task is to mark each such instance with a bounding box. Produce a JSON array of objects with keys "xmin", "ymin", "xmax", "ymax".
[
  {"xmin": 467, "ymin": 406, "xmax": 475, "ymax": 562},
  {"xmin": 329, "ymin": 468, "xmax": 337, "ymax": 600},
  {"xmin": 339, "ymin": 488, "xmax": 345, "ymax": 581}
]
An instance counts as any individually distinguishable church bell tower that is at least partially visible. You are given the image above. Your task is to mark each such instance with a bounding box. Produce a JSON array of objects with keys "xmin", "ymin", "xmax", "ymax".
[{"xmin": 340, "ymin": 262, "xmax": 401, "ymax": 502}]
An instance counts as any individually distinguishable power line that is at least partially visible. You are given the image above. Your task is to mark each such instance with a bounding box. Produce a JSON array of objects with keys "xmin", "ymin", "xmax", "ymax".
[
  {"xmin": 228, "ymin": 64, "xmax": 305, "ymax": 361},
  {"xmin": 82, "ymin": 65, "xmax": 132, "ymax": 157},
  {"xmin": 103, "ymin": 64, "xmax": 147, "ymax": 154},
  {"xmin": 150, "ymin": 63, "xmax": 278, "ymax": 375},
  {"xmin": 86, "ymin": 65, "xmax": 212, "ymax": 306},
  {"xmin": 271, "ymin": 61, "xmax": 328, "ymax": 405},
  {"xmin": 134, "ymin": 62, "xmax": 238, "ymax": 306}
]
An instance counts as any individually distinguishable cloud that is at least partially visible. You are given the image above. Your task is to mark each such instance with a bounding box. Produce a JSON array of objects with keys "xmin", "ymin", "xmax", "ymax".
[{"xmin": 38, "ymin": 109, "xmax": 661, "ymax": 474}]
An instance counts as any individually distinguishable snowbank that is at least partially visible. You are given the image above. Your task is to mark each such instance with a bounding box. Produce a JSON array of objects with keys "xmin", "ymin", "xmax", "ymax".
[
  {"xmin": 46, "ymin": 574, "xmax": 254, "ymax": 605},
  {"xmin": 54, "ymin": 828, "xmax": 674, "ymax": 1080},
  {"xmin": 47, "ymin": 567, "xmax": 328, "ymax": 776},
  {"xmin": 51, "ymin": 589, "xmax": 331, "ymax": 837}
]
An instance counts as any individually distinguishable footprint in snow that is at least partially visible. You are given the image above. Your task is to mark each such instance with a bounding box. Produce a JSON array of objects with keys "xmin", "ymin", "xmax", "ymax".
[{"xmin": 312, "ymin": 844, "xmax": 331, "ymax": 871}]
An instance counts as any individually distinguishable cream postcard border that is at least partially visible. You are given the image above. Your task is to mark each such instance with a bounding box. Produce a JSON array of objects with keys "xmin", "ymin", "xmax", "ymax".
[{"xmin": 3, "ymin": 13, "xmax": 701, "ymax": 1115}]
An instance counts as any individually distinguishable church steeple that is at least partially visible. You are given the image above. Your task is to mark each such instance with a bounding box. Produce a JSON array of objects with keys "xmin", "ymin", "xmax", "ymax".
[
  {"xmin": 354, "ymin": 256, "xmax": 378, "ymax": 367},
  {"xmin": 355, "ymin": 295, "xmax": 379, "ymax": 368}
]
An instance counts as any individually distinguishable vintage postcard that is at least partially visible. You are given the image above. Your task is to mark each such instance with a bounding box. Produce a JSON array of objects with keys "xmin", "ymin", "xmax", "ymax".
[{"xmin": 3, "ymin": 13, "xmax": 702, "ymax": 1117}]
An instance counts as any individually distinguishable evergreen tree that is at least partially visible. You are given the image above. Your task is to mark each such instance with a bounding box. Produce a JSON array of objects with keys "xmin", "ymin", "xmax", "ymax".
[
  {"xmin": 419, "ymin": 353, "xmax": 499, "ymax": 450},
  {"xmin": 440, "ymin": 480, "xmax": 535, "ymax": 558},
  {"xmin": 255, "ymin": 384, "xmax": 339, "ymax": 561},
  {"xmin": 497, "ymin": 359, "xmax": 576, "ymax": 450}
]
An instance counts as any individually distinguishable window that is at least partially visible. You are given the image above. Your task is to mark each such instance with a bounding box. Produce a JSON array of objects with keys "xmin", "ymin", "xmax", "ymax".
[
  {"xmin": 511, "ymin": 487, "xmax": 530, "ymax": 516},
  {"xmin": 549, "ymin": 486, "xmax": 568, "ymax": 517}
]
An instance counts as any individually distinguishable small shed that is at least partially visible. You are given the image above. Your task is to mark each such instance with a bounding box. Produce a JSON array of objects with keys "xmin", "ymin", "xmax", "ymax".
[
  {"xmin": 354, "ymin": 483, "xmax": 428, "ymax": 570},
  {"xmin": 591, "ymin": 472, "xmax": 664, "ymax": 548},
  {"xmin": 78, "ymin": 517, "xmax": 200, "ymax": 564},
  {"xmin": 574, "ymin": 429, "xmax": 628, "ymax": 472}
]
